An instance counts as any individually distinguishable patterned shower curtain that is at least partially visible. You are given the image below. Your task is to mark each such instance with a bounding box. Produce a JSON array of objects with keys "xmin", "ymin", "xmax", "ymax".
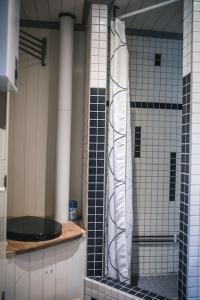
[{"xmin": 105, "ymin": 18, "xmax": 133, "ymax": 283}]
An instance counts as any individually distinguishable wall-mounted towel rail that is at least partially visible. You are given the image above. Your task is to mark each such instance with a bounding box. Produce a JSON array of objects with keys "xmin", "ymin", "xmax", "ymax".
[
  {"xmin": 19, "ymin": 30, "xmax": 47, "ymax": 66},
  {"xmin": 132, "ymin": 234, "xmax": 179, "ymax": 243}
]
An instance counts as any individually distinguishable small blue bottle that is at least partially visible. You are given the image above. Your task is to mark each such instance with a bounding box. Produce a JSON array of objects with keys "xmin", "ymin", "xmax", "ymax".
[{"xmin": 69, "ymin": 200, "xmax": 78, "ymax": 221}]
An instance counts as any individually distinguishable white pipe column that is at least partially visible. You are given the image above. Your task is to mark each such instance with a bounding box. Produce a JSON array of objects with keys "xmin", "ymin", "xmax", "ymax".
[{"xmin": 55, "ymin": 13, "xmax": 74, "ymax": 223}]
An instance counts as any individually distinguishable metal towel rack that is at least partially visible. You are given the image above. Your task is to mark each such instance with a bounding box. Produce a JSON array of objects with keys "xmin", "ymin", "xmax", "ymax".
[
  {"xmin": 132, "ymin": 234, "xmax": 179, "ymax": 243},
  {"xmin": 19, "ymin": 30, "xmax": 47, "ymax": 66}
]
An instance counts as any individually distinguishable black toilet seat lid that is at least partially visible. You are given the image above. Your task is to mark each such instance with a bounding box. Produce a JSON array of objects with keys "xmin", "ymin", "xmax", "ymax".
[{"xmin": 7, "ymin": 216, "xmax": 62, "ymax": 242}]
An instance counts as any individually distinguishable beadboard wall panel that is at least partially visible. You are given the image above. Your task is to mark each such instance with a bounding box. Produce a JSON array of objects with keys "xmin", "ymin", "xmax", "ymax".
[
  {"xmin": 70, "ymin": 31, "xmax": 85, "ymax": 216},
  {"xmin": 82, "ymin": 13, "xmax": 91, "ymax": 229},
  {"xmin": 44, "ymin": 29, "xmax": 59, "ymax": 217},
  {"xmin": 8, "ymin": 29, "xmax": 85, "ymax": 217},
  {"xmin": 8, "ymin": 28, "xmax": 53, "ymax": 217},
  {"xmin": 5, "ymin": 237, "xmax": 86, "ymax": 300}
]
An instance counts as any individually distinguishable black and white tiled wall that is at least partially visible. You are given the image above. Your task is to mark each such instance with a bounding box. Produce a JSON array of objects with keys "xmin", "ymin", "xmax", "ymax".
[
  {"xmin": 180, "ymin": 1, "xmax": 200, "ymax": 299},
  {"xmin": 87, "ymin": 3, "xmax": 108, "ymax": 278},
  {"xmin": 86, "ymin": 1, "xmax": 200, "ymax": 300},
  {"xmin": 87, "ymin": 87, "xmax": 106, "ymax": 277},
  {"xmin": 128, "ymin": 34, "xmax": 182, "ymax": 276},
  {"xmin": 178, "ymin": 73, "xmax": 190, "ymax": 300},
  {"xmin": 85, "ymin": 277, "xmax": 171, "ymax": 300}
]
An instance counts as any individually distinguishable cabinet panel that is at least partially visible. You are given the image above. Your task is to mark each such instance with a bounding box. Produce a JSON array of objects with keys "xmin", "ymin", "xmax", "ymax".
[{"xmin": 0, "ymin": 0, "xmax": 20, "ymax": 92}]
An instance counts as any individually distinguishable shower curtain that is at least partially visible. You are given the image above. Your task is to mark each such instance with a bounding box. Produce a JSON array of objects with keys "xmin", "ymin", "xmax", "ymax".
[{"xmin": 106, "ymin": 18, "xmax": 133, "ymax": 283}]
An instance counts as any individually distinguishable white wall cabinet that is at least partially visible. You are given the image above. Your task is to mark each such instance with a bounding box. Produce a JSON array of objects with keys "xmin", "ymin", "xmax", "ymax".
[
  {"xmin": 5, "ymin": 237, "xmax": 86, "ymax": 300},
  {"xmin": 0, "ymin": 0, "xmax": 20, "ymax": 92}
]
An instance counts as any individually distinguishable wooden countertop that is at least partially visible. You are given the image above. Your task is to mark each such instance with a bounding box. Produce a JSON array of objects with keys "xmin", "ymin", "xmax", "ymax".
[{"xmin": 6, "ymin": 221, "xmax": 85, "ymax": 257}]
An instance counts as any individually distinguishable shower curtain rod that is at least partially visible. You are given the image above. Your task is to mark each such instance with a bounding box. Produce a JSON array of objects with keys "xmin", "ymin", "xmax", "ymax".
[{"xmin": 118, "ymin": 0, "xmax": 181, "ymax": 20}]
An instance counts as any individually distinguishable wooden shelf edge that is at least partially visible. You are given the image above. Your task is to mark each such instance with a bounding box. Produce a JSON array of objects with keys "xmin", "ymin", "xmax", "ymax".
[{"xmin": 6, "ymin": 221, "xmax": 85, "ymax": 257}]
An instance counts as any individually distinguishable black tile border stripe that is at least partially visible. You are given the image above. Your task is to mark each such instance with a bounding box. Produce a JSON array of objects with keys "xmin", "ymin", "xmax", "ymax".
[
  {"xmin": 135, "ymin": 127, "xmax": 141, "ymax": 158},
  {"xmin": 106, "ymin": 101, "xmax": 182, "ymax": 110},
  {"xmin": 169, "ymin": 152, "xmax": 176, "ymax": 202},
  {"xmin": 89, "ymin": 276, "xmax": 170, "ymax": 300},
  {"xmin": 178, "ymin": 73, "xmax": 191, "ymax": 300},
  {"xmin": 155, "ymin": 53, "xmax": 161, "ymax": 66},
  {"xmin": 130, "ymin": 102, "xmax": 182, "ymax": 110},
  {"xmin": 87, "ymin": 87, "xmax": 106, "ymax": 277}
]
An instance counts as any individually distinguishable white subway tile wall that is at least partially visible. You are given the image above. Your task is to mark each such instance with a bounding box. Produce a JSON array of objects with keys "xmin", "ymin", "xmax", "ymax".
[
  {"xmin": 127, "ymin": 35, "xmax": 183, "ymax": 276},
  {"xmin": 85, "ymin": 3, "xmax": 108, "ymax": 277},
  {"xmin": 90, "ymin": 4, "xmax": 108, "ymax": 89},
  {"xmin": 82, "ymin": 3, "xmax": 108, "ymax": 229},
  {"xmin": 183, "ymin": 0, "xmax": 192, "ymax": 77},
  {"xmin": 128, "ymin": 36, "xmax": 183, "ymax": 104}
]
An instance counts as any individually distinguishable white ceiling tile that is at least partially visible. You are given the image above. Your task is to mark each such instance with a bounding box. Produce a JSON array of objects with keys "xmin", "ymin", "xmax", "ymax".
[
  {"xmin": 48, "ymin": 0, "xmax": 62, "ymax": 21},
  {"xmin": 126, "ymin": 0, "xmax": 146, "ymax": 28},
  {"xmin": 21, "ymin": 0, "xmax": 38, "ymax": 20},
  {"xmin": 116, "ymin": 0, "xmax": 183, "ymax": 34},
  {"xmin": 20, "ymin": 2, "xmax": 27, "ymax": 19},
  {"xmin": 34, "ymin": 0, "xmax": 50, "ymax": 21},
  {"xmin": 20, "ymin": 0, "xmax": 183, "ymax": 32},
  {"xmin": 20, "ymin": 0, "xmax": 84, "ymax": 24},
  {"xmin": 75, "ymin": 0, "xmax": 84, "ymax": 24},
  {"xmin": 130, "ymin": 0, "xmax": 157, "ymax": 30},
  {"xmin": 115, "ymin": 0, "xmax": 131, "ymax": 16},
  {"xmin": 153, "ymin": 2, "xmax": 183, "ymax": 32},
  {"xmin": 60, "ymin": 0, "xmax": 76, "ymax": 15}
]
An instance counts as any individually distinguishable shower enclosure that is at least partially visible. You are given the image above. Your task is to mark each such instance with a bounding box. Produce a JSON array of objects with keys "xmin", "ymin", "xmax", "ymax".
[
  {"xmin": 86, "ymin": 1, "xmax": 200, "ymax": 300},
  {"xmin": 128, "ymin": 34, "xmax": 182, "ymax": 300},
  {"xmin": 106, "ymin": 24, "xmax": 183, "ymax": 300}
]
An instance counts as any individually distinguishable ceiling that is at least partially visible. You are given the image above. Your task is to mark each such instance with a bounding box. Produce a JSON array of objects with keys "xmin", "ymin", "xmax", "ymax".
[
  {"xmin": 20, "ymin": 0, "xmax": 183, "ymax": 34},
  {"xmin": 115, "ymin": 0, "xmax": 183, "ymax": 34},
  {"xmin": 20, "ymin": 0, "xmax": 85, "ymax": 24}
]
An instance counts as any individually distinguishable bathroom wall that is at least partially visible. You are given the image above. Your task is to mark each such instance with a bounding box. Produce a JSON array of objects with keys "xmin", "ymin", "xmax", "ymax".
[
  {"xmin": 5, "ymin": 237, "xmax": 86, "ymax": 300},
  {"xmin": 179, "ymin": 0, "xmax": 200, "ymax": 299},
  {"xmin": 82, "ymin": 2, "xmax": 108, "ymax": 233},
  {"xmin": 8, "ymin": 28, "xmax": 85, "ymax": 218},
  {"xmin": 82, "ymin": 11, "xmax": 91, "ymax": 229},
  {"xmin": 85, "ymin": 3, "xmax": 108, "ymax": 277},
  {"xmin": 127, "ymin": 35, "xmax": 183, "ymax": 275}
]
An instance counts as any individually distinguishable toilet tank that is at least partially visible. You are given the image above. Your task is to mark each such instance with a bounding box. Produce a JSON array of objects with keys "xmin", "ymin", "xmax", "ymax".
[{"xmin": 0, "ymin": 0, "xmax": 20, "ymax": 92}]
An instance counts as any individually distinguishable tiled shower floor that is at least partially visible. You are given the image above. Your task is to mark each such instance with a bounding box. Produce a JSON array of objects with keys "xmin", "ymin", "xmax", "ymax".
[{"xmin": 132, "ymin": 274, "xmax": 178, "ymax": 300}]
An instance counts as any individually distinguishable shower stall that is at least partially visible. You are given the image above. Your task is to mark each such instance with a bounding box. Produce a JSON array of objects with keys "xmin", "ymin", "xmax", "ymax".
[
  {"xmin": 128, "ymin": 34, "xmax": 182, "ymax": 299},
  {"xmin": 86, "ymin": 1, "xmax": 200, "ymax": 300},
  {"xmin": 105, "ymin": 2, "xmax": 183, "ymax": 299}
]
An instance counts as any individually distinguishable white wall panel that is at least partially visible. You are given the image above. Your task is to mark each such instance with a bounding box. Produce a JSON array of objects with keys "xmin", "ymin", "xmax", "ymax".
[
  {"xmin": 8, "ymin": 29, "xmax": 85, "ymax": 218},
  {"xmin": 15, "ymin": 253, "xmax": 30, "ymax": 299},
  {"xmin": 30, "ymin": 251, "xmax": 44, "ymax": 300},
  {"xmin": 0, "ymin": 92, "xmax": 9, "ymax": 297},
  {"xmin": 5, "ymin": 237, "xmax": 86, "ymax": 300}
]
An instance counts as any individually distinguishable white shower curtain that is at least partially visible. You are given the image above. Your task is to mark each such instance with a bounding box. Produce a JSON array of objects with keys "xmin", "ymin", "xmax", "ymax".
[{"xmin": 106, "ymin": 19, "xmax": 133, "ymax": 283}]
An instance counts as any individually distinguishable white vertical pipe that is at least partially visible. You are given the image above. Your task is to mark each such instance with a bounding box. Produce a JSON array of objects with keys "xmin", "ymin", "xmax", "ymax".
[{"xmin": 55, "ymin": 14, "xmax": 74, "ymax": 223}]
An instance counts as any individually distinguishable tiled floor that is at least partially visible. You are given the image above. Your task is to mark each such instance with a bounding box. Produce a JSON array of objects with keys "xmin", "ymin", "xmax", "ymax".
[{"xmin": 132, "ymin": 274, "xmax": 178, "ymax": 300}]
